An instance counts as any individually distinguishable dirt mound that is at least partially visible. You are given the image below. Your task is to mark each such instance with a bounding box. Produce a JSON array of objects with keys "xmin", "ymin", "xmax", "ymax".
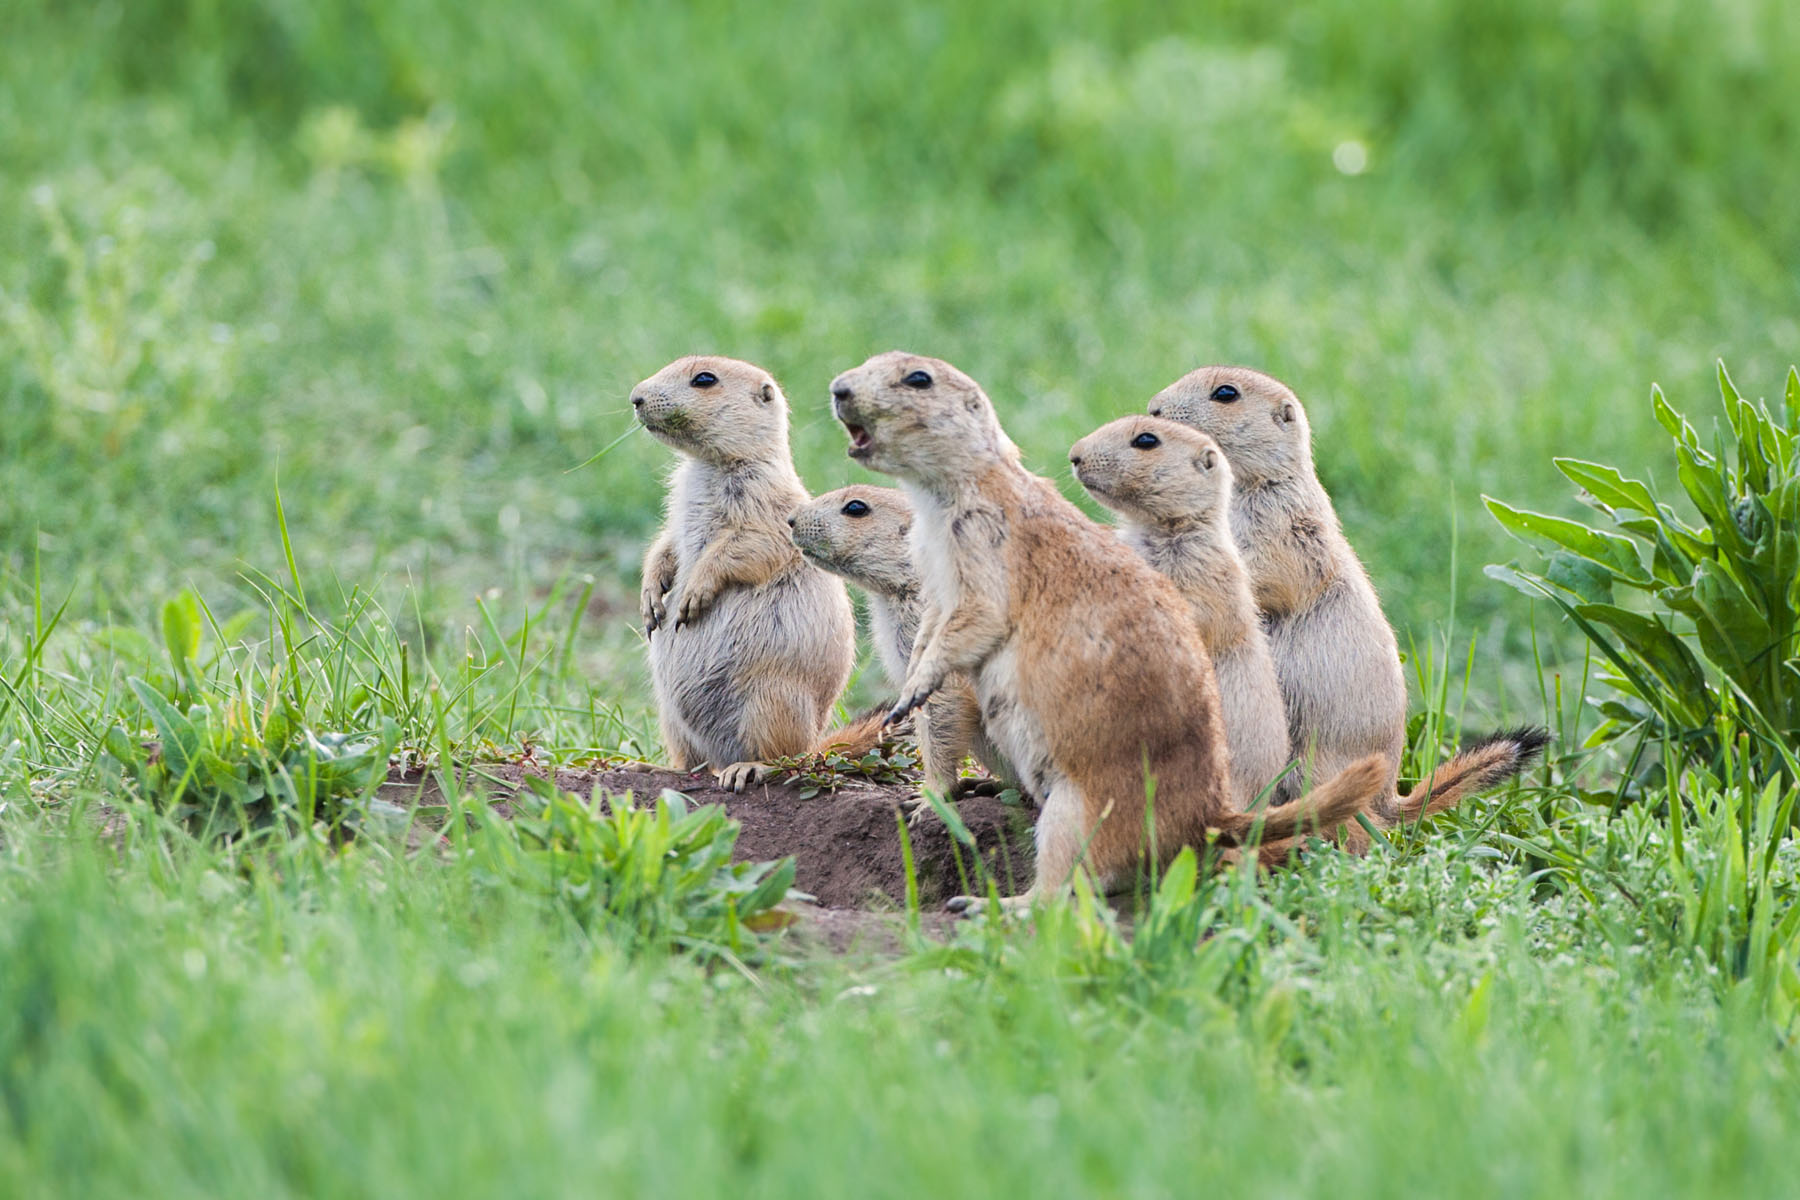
[{"xmin": 382, "ymin": 762, "xmax": 1037, "ymax": 910}]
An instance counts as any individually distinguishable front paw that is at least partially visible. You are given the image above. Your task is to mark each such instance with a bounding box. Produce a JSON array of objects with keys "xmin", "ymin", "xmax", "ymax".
[
  {"xmin": 640, "ymin": 586, "xmax": 669, "ymax": 634},
  {"xmin": 717, "ymin": 760, "xmax": 774, "ymax": 792},
  {"xmin": 886, "ymin": 671, "xmax": 943, "ymax": 727},
  {"xmin": 674, "ymin": 583, "xmax": 717, "ymax": 628}
]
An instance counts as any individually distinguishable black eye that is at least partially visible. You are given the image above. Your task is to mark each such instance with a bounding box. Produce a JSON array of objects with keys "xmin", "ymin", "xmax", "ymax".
[
  {"xmin": 841, "ymin": 499, "xmax": 871, "ymax": 518},
  {"xmin": 1130, "ymin": 431, "xmax": 1161, "ymax": 450},
  {"xmin": 1210, "ymin": 384, "xmax": 1240, "ymax": 402},
  {"xmin": 903, "ymin": 370, "xmax": 932, "ymax": 389},
  {"xmin": 690, "ymin": 371, "xmax": 718, "ymax": 388}
]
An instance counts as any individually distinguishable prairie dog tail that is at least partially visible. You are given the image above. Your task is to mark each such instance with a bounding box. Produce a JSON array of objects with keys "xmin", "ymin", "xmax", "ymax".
[
  {"xmin": 811, "ymin": 706, "xmax": 896, "ymax": 759},
  {"xmin": 1214, "ymin": 754, "xmax": 1386, "ymax": 847},
  {"xmin": 1394, "ymin": 726, "xmax": 1550, "ymax": 823},
  {"xmin": 1249, "ymin": 727, "xmax": 1550, "ymax": 863}
]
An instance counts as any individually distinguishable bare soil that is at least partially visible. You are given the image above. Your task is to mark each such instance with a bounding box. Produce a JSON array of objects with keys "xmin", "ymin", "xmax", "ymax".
[{"xmin": 379, "ymin": 762, "xmax": 1037, "ymax": 912}]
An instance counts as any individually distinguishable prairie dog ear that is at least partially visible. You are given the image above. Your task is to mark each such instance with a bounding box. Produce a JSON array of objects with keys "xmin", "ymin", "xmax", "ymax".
[
  {"xmin": 1195, "ymin": 446, "xmax": 1218, "ymax": 472},
  {"xmin": 760, "ymin": 381, "xmax": 781, "ymax": 405},
  {"xmin": 1279, "ymin": 400, "xmax": 1298, "ymax": 425}
]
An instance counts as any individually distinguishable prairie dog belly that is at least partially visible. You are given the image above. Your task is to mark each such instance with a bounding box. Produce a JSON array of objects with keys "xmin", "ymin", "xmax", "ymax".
[
  {"xmin": 972, "ymin": 641, "xmax": 1056, "ymax": 801},
  {"xmin": 650, "ymin": 570, "xmax": 843, "ymax": 762}
]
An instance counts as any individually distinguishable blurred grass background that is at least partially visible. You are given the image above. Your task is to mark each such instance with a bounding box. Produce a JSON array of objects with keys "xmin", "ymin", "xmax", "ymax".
[{"xmin": 3, "ymin": 0, "xmax": 1797, "ymax": 714}]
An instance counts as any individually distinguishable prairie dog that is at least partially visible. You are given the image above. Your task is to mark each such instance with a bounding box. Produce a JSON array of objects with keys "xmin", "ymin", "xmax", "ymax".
[
  {"xmin": 1149, "ymin": 366, "xmax": 1408, "ymax": 806},
  {"xmin": 633, "ymin": 355, "xmax": 855, "ymax": 791},
  {"xmin": 828, "ymin": 351, "xmax": 1385, "ymax": 911},
  {"xmin": 1068, "ymin": 416, "xmax": 1291, "ymax": 810},
  {"xmin": 787, "ymin": 485, "xmax": 1013, "ymax": 798}
]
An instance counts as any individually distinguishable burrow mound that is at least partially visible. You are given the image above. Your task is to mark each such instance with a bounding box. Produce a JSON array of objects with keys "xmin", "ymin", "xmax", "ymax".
[{"xmin": 382, "ymin": 763, "xmax": 1037, "ymax": 910}]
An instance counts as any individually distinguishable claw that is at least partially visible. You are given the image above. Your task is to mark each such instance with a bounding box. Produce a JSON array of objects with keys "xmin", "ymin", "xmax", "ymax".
[
  {"xmin": 717, "ymin": 760, "xmax": 773, "ymax": 792},
  {"xmin": 886, "ymin": 684, "xmax": 934, "ymax": 727},
  {"xmin": 677, "ymin": 592, "xmax": 712, "ymax": 628},
  {"xmin": 903, "ymin": 791, "xmax": 942, "ymax": 828}
]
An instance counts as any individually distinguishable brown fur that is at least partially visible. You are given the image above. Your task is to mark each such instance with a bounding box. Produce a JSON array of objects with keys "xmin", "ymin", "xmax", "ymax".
[
  {"xmin": 809, "ymin": 706, "xmax": 893, "ymax": 759},
  {"xmin": 632, "ymin": 355, "xmax": 855, "ymax": 791},
  {"xmin": 828, "ymin": 351, "xmax": 1383, "ymax": 910},
  {"xmin": 1259, "ymin": 726, "xmax": 1550, "ymax": 860},
  {"xmin": 1070, "ymin": 415, "xmax": 1293, "ymax": 809}
]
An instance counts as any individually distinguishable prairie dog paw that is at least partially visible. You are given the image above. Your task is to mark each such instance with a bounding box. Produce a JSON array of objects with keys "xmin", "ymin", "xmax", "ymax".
[
  {"xmin": 951, "ymin": 777, "xmax": 1006, "ymax": 799},
  {"xmin": 887, "ymin": 678, "xmax": 941, "ymax": 727},
  {"xmin": 640, "ymin": 586, "xmax": 668, "ymax": 634},
  {"xmin": 945, "ymin": 893, "xmax": 1035, "ymax": 918},
  {"xmin": 675, "ymin": 584, "xmax": 717, "ymax": 628},
  {"xmin": 717, "ymin": 760, "xmax": 774, "ymax": 793},
  {"xmin": 903, "ymin": 790, "xmax": 949, "ymax": 828}
]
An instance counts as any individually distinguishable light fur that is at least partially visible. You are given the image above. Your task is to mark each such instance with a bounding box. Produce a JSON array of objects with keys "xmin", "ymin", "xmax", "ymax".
[
  {"xmin": 1069, "ymin": 415, "xmax": 1292, "ymax": 810},
  {"xmin": 1150, "ymin": 366, "xmax": 1408, "ymax": 807},
  {"xmin": 633, "ymin": 355, "xmax": 855, "ymax": 791},
  {"xmin": 829, "ymin": 351, "xmax": 1383, "ymax": 911},
  {"xmin": 788, "ymin": 485, "xmax": 1015, "ymax": 798}
]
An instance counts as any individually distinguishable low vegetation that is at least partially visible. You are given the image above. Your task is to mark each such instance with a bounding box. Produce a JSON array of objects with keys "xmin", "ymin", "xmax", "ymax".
[{"xmin": 4, "ymin": 0, "xmax": 1799, "ymax": 1194}]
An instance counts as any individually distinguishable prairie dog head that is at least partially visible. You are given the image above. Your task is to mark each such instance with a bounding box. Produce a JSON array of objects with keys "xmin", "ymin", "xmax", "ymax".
[
  {"xmin": 827, "ymin": 351, "xmax": 1017, "ymax": 484},
  {"xmin": 1070, "ymin": 416, "xmax": 1232, "ymax": 532},
  {"xmin": 630, "ymin": 355, "xmax": 790, "ymax": 465},
  {"xmin": 787, "ymin": 485, "xmax": 917, "ymax": 597},
  {"xmin": 1147, "ymin": 366, "xmax": 1311, "ymax": 486}
]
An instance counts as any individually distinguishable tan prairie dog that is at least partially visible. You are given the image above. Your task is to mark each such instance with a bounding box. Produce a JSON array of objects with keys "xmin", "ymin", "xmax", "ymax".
[
  {"xmin": 633, "ymin": 355, "xmax": 855, "ymax": 791},
  {"xmin": 1150, "ymin": 365, "xmax": 1548, "ymax": 831},
  {"xmin": 828, "ymin": 351, "xmax": 1387, "ymax": 912},
  {"xmin": 1148, "ymin": 366, "xmax": 1409, "ymax": 805},
  {"xmin": 1068, "ymin": 416, "xmax": 1292, "ymax": 811},
  {"xmin": 787, "ymin": 485, "xmax": 1015, "ymax": 800}
]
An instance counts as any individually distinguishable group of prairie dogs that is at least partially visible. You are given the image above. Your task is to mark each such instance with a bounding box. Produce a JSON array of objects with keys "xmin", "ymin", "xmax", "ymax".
[{"xmin": 632, "ymin": 351, "xmax": 1545, "ymax": 912}]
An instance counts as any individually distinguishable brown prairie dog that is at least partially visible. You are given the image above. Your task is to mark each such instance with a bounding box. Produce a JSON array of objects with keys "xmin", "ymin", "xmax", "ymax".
[
  {"xmin": 1149, "ymin": 366, "xmax": 1409, "ymax": 809},
  {"xmin": 828, "ymin": 351, "xmax": 1385, "ymax": 912},
  {"xmin": 787, "ymin": 485, "xmax": 1014, "ymax": 799},
  {"xmin": 1068, "ymin": 416, "xmax": 1292, "ymax": 810},
  {"xmin": 632, "ymin": 355, "xmax": 855, "ymax": 791}
]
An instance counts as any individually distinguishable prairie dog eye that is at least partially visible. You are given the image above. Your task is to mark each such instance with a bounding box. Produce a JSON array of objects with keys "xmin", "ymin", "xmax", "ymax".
[
  {"xmin": 902, "ymin": 370, "xmax": 932, "ymax": 389},
  {"xmin": 690, "ymin": 371, "xmax": 719, "ymax": 388},
  {"xmin": 841, "ymin": 499, "xmax": 872, "ymax": 518},
  {"xmin": 1210, "ymin": 384, "xmax": 1239, "ymax": 402},
  {"xmin": 1130, "ymin": 431, "xmax": 1161, "ymax": 450}
]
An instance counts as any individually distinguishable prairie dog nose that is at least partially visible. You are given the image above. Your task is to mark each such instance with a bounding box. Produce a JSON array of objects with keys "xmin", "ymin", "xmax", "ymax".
[
  {"xmin": 830, "ymin": 383, "xmax": 853, "ymax": 401},
  {"xmin": 632, "ymin": 394, "xmax": 646, "ymax": 408}
]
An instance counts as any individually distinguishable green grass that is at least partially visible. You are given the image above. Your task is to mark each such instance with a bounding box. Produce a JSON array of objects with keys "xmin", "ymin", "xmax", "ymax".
[
  {"xmin": 5, "ymin": 796, "xmax": 1800, "ymax": 1197},
  {"xmin": 3, "ymin": 0, "xmax": 1800, "ymax": 1194}
]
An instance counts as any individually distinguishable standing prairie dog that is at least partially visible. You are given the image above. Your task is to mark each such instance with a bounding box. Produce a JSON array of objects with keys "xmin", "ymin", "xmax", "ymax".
[
  {"xmin": 787, "ymin": 485, "xmax": 1014, "ymax": 800},
  {"xmin": 633, "ymin": 356, "xmax": 855, "ymax": 791},
  {"xmin": 1068, "ymin": 415, "xmax": 1292, "ymax": 810},
  {"xmin": 1149, "ymin": 366, "xmax": 1409, "ymax": 806},
  {"xmin": 829, "ymin": 351, "xmax": 1385, "ymax": 912}
]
